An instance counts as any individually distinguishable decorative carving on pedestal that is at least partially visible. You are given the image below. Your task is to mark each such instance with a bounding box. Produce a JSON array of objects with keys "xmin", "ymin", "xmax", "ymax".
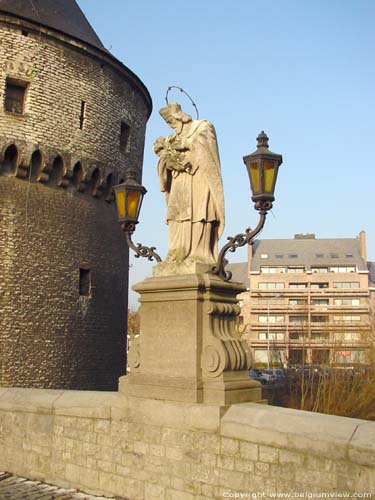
[
  {"xmin": 203, "ymin": 303, "xmax": 251, "ymax": 378},
  {"xmin": 127, "ymin": 334, "xmax": 141, "ymax": 372}
]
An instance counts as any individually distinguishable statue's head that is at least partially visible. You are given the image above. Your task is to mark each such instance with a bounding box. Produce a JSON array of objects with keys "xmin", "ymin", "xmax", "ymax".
[{"xmin": 159, "ymin": 103, "xmax": 192, "ymax": 131}]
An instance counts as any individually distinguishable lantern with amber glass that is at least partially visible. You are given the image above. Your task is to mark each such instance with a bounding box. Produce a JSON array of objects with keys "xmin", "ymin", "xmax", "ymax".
[
  {"xmin": 114, "ymin": 175, "xmax": 146, "ymax": 230},
  {"xmin": 243, "ymin": 131, "xmax": 282, "ymax": 211},
  {"xmin": 211, "ymin": 131, "xmax": 283, "ymax": 281},
  {"xmin": 113, "ymin": 173, "xmax": 161, "ymax": 262}
]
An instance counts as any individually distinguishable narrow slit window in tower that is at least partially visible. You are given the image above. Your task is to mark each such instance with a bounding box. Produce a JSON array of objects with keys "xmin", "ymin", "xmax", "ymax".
[
  {"xmin": 79, "ymin": 268, "xmax": 91, "ymax": 296},
  {"xmin": 79, "ymin": 100, "xmax": 86, "ymax": 129},
  {"xmin": 120, "ymin": 121, "xmax": 131, "ymax": 153}
]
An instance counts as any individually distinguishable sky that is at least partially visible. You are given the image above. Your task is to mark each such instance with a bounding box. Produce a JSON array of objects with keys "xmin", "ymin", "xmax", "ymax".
[{"xmin": 78, "ymin": 0, "xmax": 375, "ymax": 309}]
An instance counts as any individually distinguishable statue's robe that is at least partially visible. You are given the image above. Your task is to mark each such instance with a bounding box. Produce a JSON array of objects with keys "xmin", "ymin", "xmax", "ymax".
[{"xmin": 158, "ymin": 120, "xmax": 225, "ymax": 263}]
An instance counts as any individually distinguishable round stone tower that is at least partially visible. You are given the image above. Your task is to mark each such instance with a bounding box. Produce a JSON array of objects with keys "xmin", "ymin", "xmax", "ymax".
[{"xmin": 0, "ymin": 0, "xmax": 152, "ymax": 390}]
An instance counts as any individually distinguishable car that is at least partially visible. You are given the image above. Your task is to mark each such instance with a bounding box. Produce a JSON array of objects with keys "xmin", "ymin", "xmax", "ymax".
[{"xmin": 249, "ymin": 369, "xmax": 267, "ymax": 385}]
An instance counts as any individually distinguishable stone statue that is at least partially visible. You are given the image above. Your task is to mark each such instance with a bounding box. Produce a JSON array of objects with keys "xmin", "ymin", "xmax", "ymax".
[{"xmin": 153, "ymin": 102, "xmax": 225, "ymax": 265}]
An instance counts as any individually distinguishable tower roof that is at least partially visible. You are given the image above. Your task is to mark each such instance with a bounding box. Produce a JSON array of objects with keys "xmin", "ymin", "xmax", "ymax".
[{"xmin": 0, "ymin": 0, "xmax": 106, "ymax": 51}]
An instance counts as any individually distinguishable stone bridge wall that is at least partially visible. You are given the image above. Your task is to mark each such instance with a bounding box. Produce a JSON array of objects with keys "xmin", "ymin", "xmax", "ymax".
[{"xmin": 0, "ymin": 387, "xmax": 374, "ymax": 499}]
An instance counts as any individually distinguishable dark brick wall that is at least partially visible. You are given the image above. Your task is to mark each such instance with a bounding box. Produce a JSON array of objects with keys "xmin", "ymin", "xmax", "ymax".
[
  {"xmin": 0, "ymin": 177, "xmax": 128, "ymax": 390},
  {"xmin": 0, "ymin": 18, "xmax": 150, "ymax": 174},
  {"xmin": 0, "ymin": 16, "xmax": 151, "ymax": 390}
]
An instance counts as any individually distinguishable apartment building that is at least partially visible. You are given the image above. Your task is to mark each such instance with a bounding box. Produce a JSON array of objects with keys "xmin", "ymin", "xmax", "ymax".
[{"xmin": 229, "ymin": 232, "xmax": 375, "ymax": 367}]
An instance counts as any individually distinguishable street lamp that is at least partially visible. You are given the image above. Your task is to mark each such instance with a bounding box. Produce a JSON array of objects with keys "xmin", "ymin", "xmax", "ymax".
[
  {"xmin": 114, "ymin": 132, "xmax": 282, "ymax": 275},
  {"xmin": 211, "ymin": 131, "xmax": 283, "ymax": 280},
  {"xmin": 113, "ymin": 171, "xmax": 161, "ymax": 262}
]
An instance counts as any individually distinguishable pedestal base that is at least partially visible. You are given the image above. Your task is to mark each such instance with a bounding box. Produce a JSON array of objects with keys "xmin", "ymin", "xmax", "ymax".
[{"xmin": 123, "ymin": 273, "xmax": 262, "ymax": 405}]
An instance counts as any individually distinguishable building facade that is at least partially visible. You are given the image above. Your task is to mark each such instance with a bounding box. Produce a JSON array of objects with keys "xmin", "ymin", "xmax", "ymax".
[
  {"xmin": 0, "ymin": 0, "xmax": 152, "ymax": 389},
  {"xmin": 230, "ymin": 232, "xmax": 375, "ymax": 367}
]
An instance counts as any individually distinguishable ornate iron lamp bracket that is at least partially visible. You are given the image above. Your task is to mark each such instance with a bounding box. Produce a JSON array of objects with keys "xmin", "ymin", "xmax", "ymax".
[
  {"xmin": 121, "ymin": 222, "xmax": 162, "ymax": 262},
  {"xmin": 211, "ymin": 201, "xmax": 271, "ymax": 281}
]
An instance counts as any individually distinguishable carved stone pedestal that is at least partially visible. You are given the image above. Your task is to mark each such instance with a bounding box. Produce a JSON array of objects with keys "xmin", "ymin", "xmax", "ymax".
[{"xmin": 120, "ymin": 272, "xmax": 262, "ymax": 405}]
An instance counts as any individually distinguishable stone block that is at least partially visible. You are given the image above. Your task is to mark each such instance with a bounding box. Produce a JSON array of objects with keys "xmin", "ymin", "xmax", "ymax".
[
  {"xmin": 279, "ymin": 449, "xmax": 304, "ymax": 464},
  {"xmin": 53, "ymin": 391, "xmax": 118, "ymax": 419},
  {"xmin": 234, "ymin": 458, "xmax": 255, "ymax": 473},
  {"xmin": 239, "ymin": 441, "xmax": 258, "ymax": 461},
  {"xmin": 166, "ymin": 489, "xmax": 196, "ymax": 500},
  {"xmin": 222, "ymin": 403, "xmax": 362, "ymax": 461},
  {"xmin": 201, "ymin": 452, "xmax": 217, "ymax": 467},
  {"xmin": 348, "ymin": 421, "xmax": 375, "ymax": 467},
  {"xmin": 217, "ymin": 455, "xmax": 235, "ymax": 470},
  {"xmin": 145, "ymin": 482, "xmax": 165, "ymax": 500},
  {"xmin": 220, "ymin": 437, "xmax": 240, "ymax": 456},
  {"xmin": 259, "ymin": 445, "xmax": 279, "ymax": 463},
  {"xmin": 150, "ymin": 444, "xmax": 165, "ymax": 457},
  {"xmin": 165, "ymin": 446, "xmax": 185, "ymax": 460},
  {"xmin": 0, "ymin": 388, "xmax": 62, "ymax": 413}
]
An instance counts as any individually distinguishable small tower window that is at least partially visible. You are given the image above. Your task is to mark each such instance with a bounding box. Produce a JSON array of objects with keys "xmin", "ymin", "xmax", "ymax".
[
  {"xmin": 79, "ymin": 268, "xmax": 91, "ymax": 296},
  {"xmin": 79, "ymin": 100, "xmax": 86, "ymax": 129},
  {"xmin": 120, "ymin": 121, "xmax": 131, "ymax": 153},
  {"xmin": 4, "ymin": 78, "xmax": 28, "ymax": 114}
]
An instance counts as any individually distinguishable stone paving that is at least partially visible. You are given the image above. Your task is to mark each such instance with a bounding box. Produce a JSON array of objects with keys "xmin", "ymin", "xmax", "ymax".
[{"xmin": 0, "ymin": 472, "xmax": 118, "ymax": 500}]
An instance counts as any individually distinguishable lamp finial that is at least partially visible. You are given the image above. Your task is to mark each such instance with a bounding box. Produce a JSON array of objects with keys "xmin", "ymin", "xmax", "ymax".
[{"xmin": 257, "ymin": 131, "xmax": 269, "ymax": 149}]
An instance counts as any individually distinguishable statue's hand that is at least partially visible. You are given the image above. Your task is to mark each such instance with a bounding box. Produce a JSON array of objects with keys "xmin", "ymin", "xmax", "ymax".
[{"xmin": 153, "ymin": 136, "xmax": 166, "ymax": 154}]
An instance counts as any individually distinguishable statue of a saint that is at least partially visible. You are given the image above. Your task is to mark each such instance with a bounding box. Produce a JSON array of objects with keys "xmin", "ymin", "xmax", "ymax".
[{"xmin": 153, "ymin": 103, "xmax": 225, "ymax": 265}]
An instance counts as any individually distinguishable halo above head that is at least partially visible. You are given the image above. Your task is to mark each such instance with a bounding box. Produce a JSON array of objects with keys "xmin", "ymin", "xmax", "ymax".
[
  {"xmin": 159, "ymin": 102, "xmax": 192, "ymax": 124},
  {"xmin": 165, "ymin": 86, "xmax": 199, "ymax": 119}
]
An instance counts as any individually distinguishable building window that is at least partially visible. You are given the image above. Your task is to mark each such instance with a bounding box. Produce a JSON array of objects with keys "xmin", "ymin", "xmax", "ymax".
[
  {"xmin": 330, "ymin": 253, "xmax": 339, "ymax": 258},
  {"xmin": 79, "ymin": 100, "xmax": 86, "ymax": 129},
  {"xmin": 333, "ymin": 298, "xmax": 360, "ymax": 306},
  {"xmin": 287, "ymin": 267, "xmax": 305, "ymax": 273},
  {"xmin": 333, "ymin": 282, "xmax": 360, "ymax": 289},
  {"xmin": 289, "ymin": 332, "xmax": 301, "ymax": 340},
  {"xmin": 260, "ymin": 267, "xmax": 286, "ymax": 274},
  {"xmin": 289, "ymin": 316, "xmax": 308, "ymax": 323},
  {"xmin": 120, "ymin": 121, "xmax": 131, "ymax": 153},
  {"xmin": 275, "ymin": 254, "xmax": 284, "ymax": 259},
  {"xmin": 288, "ymin": 254, "xmax": 298, "ymax": 259},
  {"xmin": 345, "ymin": 253, "xmax": 353, "ymax": 258},
  {"xmin": 311, "ymin": 315, "xmax": 328, "ymax": 322},
  {"xmin": 289, "ymin": 298, "xmax": 307, "ymax": 305},
  {"xmin": 316, "ymin": 253, "xmax": 324, "ymax": 258},
  {"xmin": 312, "ymin": 299, "xmax": 329, "ymax": 305},
  {"xmin": 79, "ymin": 269, "xmax": 91, "ymax": 296},
  {"xmin": 311, "ymin": 267, "xmax": 328, "ymax": 273},
  {"xmin": 311, "ymin": 333, "xmax": 329, "ymax": 340},
  {"xmin": 330, "ymin": 266, "xmax": 356, "ymax": 273},
  {"xmin": 289, "ymin": 283, "xmax": 307, "ymax": 289},
  {"xmin": 4, "ymin": 78, "xmax": 28, "ymax": 114},
  {"xmin": 259, "ymin": 332, "xmax": 285, "ymax": 340},
  {"xmin": 333, "ymin": 315, "xmax": 361, "ymax": 322},
  {"xmin": 258, "ymin": 315, "xmax": 285, "ymax": 323},
  {"xmin": 258, "ymin": 282, "xmax": 285, "ymax": 289},
  {"xmin": 311, "ymin": 282, "xmax": 329, "ymax": 289}
]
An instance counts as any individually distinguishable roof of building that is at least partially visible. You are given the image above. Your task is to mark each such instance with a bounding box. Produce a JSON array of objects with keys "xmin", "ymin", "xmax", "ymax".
[
  {"xmin": 226, "ymin": 262, "xmax": 248, "ymax": 285},
  {"xmin": 0, "ymin": 0, "xmax": 152, "ymax": 113},
  {"xmin": 0, "ymin": 0, "xmax": 106, "ymax": 52},
  {"xmin": 251, "ymin": 236, "xmax": 368, "ymax": 272}
]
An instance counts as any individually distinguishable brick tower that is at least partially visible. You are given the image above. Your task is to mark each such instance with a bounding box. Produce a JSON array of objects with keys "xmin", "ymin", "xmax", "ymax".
[{"xmin": 0, "ymin": 0, "xmax": 152, "ymax": 390}]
